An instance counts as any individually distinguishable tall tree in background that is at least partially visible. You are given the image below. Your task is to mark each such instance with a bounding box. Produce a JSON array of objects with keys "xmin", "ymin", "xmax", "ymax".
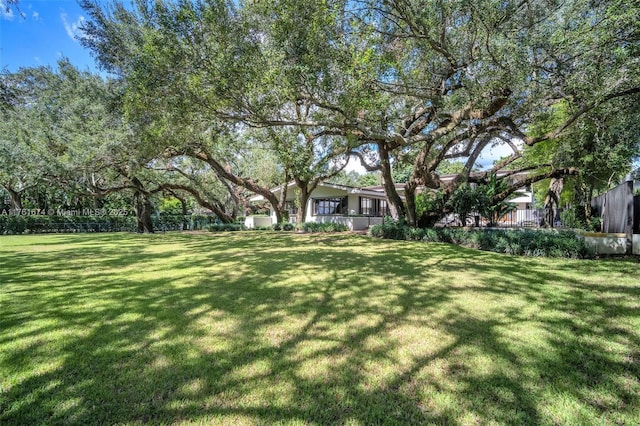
[{"xmin": 75, "ymin": 0, "xmax": 639, "ymax": 227}]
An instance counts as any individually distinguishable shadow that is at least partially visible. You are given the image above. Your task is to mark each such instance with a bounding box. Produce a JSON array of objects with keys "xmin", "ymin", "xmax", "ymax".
[{"xmin": 1, "ymin": 232, "xmax": 639, "ymax": 424}]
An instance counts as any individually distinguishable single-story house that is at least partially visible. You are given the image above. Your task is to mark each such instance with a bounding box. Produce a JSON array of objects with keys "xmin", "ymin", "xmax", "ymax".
[
  {"xmin": 247, "ymin": 182, "xmax": 390, "ymax": 230},
  {"xmin": 246, "ymin": 177, "xmax": 536, "ymax": 230}
]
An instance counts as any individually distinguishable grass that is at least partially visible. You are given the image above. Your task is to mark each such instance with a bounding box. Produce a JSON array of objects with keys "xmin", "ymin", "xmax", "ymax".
[{"xmin": 0, "ymin": 232, "xmax": 639, "ymax": 425}]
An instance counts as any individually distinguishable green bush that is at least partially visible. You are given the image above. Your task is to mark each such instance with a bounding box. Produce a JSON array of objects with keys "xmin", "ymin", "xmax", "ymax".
[
  {"xmin": 271, "ymin": 222, "xmax": 295, "ymax": 231},
  {"xmin": 282, "ymin": 222, "xmax": 295, "ymax": 231},
  {"xmin": 208, "ymin": 223, "xmax": 245, "ymax": 232},
  {"xmin": 370, "ymin": 221, "xmax": 592, "ymax": 258},
  {"xmin": 450, "ymin": 228, "xmax": 592, "ymax": 258},
  {"xmin": 250, "ymin": 226, "xmax": 273, "ymax": 231},
  {"xmin": 301, "ymin": 222, "xmax": 349, "ymax": 233},
  {"xmin": 587, "ymin": 216, "xmax": 602, "ymax": 232},
  {"xmin": 369, "ymin": 219, "xmax": 407, "ymax": 240},
  {"xmin": 0, "ymin": 214, "xmax": 138, "ymax": 234}
]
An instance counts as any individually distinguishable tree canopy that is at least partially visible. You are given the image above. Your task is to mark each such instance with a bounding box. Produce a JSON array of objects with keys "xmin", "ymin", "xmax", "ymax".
[{"xmin": 1, "ymin": 0, "xmax": 638, "ymax": 229}]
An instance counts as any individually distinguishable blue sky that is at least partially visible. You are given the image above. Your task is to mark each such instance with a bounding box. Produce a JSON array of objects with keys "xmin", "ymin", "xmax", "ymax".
[{"xmin": 0, "ymin": 0, "xmax": 98, "ymax": 72}]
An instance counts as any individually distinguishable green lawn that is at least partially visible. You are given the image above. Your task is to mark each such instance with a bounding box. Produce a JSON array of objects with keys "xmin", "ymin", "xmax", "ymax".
[{"xmin": 1, "ymin": 232, "xmax": 639, "ymax": 425}]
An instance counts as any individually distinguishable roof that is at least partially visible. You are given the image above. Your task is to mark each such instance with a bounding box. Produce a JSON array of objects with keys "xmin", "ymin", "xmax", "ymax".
[
  {"xmin": 249, "ymin": 181, "xmax": 388, "ymax": 202},
  {"xmin": 250, "ymin": 171, "xmax": 534, "ymax": 203}
]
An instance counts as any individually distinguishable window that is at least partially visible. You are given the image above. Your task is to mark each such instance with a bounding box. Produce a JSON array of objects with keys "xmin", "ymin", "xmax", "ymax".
[
  {"xmin": 359, "ymin": 197, "xmax": 388, "ymax": 217},
  {"xmin": 360, "ymin": 197, "xmax": 373, "ymax": 215},
  {"xmin": 313, "ymin": 197, "xmax": 348, "ymax": 215},
  {"xmin": 285, "ymin": 200, "xmax": 298, "ymax": 216}
]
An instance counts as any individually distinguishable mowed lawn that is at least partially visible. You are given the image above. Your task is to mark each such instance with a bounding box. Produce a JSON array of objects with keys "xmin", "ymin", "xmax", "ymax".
[{"xmin": 1, "ymin": 232, "xmax": 639, "ymax": 425}]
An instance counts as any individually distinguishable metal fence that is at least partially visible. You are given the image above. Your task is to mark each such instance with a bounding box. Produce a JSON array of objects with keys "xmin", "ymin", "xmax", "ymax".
[
  {"xmin": 0, "ymin": 214, "xmax": 225, "ymax": 235},
  {"xmin": 436, "ymin": 209, "xmax": 544, "ymax": 228}
]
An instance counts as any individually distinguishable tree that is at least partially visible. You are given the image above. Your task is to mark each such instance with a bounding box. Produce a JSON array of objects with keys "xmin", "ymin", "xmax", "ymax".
[
  {"xmin": 77, "ymin": 0, "xmax": 640, "ymax": 229},
  {"xmin": 348, "ymin": 0, "xmax": 639, "ymax": 226},
  {"xmin": 80, "ymin": 0, "xmax": 301, "ymax": 224}
]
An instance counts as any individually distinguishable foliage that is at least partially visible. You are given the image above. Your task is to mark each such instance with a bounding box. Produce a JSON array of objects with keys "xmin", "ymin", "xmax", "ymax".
[
  {"xmin": 447, "ymin": 184, "xmax": 478, "ymax": 226},
  {"xmin": 436, "ymin": 228, "xmax": 592, "ymax": 258},
  {"xmin": 0, "ymin": 214, "xmax": 136, "ymax": 234},
  {"xmin": 282, "ymin": 222, "xmax": 295, "ymax": 231},
  {"xmin": 157, "ymin": 197, "xmax": 186, "ymax": 215},
  {"xmin": 473, "ymin": 175, "xmax": 518, "ymax": 226},
  {"xmin": 208, "ymin": 223, "xmax": 246, "ymax": 232},
  {"xmin": 2, "ymin": 0, "xmax": 639, "ymax": 230},
  {"xmin": 370, "ymin": 219, "xmax": 592, "ymax": 258},
  {"xmin": 272, "ymin": 222, "xmax": 295, "ymax": 231},
  {"xmin": 301, "ymin": 221, "xmax": 349, "ymax": 233},
  {"xmin": 560, "ymin": 208, "xmax": 585, "ymax": 230},
  {"xmin": 369, "ymin": 218, "xmax": 439, "ymax": 242},
  {"xmin": 0, "ymin": 213, "xmax": 229, "ymax": 235},
  {"xmin": 415, "ymin": 190, "xmax": 446, "ymax": 221},
  {"xmin": 369, "ymin": 218, "xmax": 409, "ymax": 240},
  {"xmin": 327, "ymin": 171, "xmax": 380, "ymax": 188}
]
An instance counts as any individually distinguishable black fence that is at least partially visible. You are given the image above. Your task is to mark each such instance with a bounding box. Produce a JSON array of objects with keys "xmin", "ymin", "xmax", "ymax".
[
  {"xmin": 436, "ymin": 209, "xmax": 544, "ymax": 228},
  {"xmin": 0, "ymin": 214, "xmax": 227, "ymax": 235}
]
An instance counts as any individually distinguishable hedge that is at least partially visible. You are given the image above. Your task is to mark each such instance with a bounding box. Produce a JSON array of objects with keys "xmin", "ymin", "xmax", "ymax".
[
  {"xmin": 301, "ymin": 222, "xmax": 349, "ymax": 233},
  {"xmin": 369, "ymin": 220, "xmax": 592, "ymax": 258}
]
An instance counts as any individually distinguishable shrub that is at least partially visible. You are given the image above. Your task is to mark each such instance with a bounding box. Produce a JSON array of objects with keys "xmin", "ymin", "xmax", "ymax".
[
  {"xmin": 251, "ymin": 225, "xmax": 273, "ymax": 231},
  {"xmin": 282, "ymin": 222, "xmax": 295, "ymax": 231},
  {"xmin": 369, "ymin": 219, "xmax": 407, "ymax": 240},
  {"xmin": 587, "ymin": 216, "xmax": 602, "ymax": 232},
  {"xmin": 301, "ymin": 222, "xmax": 349, "ymax": 233},
  {"xmin": 0, "ymin": 214, "xmax": 138, "ymax": 234},
  {"xmin": 371, "ymin": 221, "xmax": 592, "ymax": 258},
  {"xmin": 437, "ymin": 228, "xmax": 592, "ymax": 258},
  {"xmin": 208, "ymin": 223, "xmax": 245, "ymax": 232}
]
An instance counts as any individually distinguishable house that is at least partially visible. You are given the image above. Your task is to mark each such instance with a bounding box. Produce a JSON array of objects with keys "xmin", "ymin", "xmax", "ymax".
[
  {"xmin": 246, "ymin": 176, "xmax": 537, "ymax": 230},
  {"xmin": 246, "ymin": 181, "xmax": 389, "ymax": 230}
]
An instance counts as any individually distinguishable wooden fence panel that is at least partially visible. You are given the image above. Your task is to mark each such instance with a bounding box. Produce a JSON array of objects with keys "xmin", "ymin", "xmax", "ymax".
[{"xmin": 591, "ymin": 181, "xmax": 634, "ymax": 235}]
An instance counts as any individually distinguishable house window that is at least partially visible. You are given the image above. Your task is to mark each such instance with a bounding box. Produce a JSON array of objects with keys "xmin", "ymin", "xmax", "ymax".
[
  {"xmin": 360, "ymin": 197, "xmax": 373, "ymax": 215},
  {"xmin": 2, "ymin": 195, "xmax": 9, "ymax": 206},
  {"xmin": 359, "ymin": 197, "xmax": 388, "ymax": 217},
  {"xmin": 285, "ymin": 201, "xmax": 298, "ymax": 216},
  {"xmin": 313, "ymin": 197, "xmax": 348, "ymax": 215}
]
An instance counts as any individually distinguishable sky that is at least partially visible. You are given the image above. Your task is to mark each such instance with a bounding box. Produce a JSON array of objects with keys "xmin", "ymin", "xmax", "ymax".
[{"xmin": 0, "ymin": 0, "xmax": 98, "ymax": 72}]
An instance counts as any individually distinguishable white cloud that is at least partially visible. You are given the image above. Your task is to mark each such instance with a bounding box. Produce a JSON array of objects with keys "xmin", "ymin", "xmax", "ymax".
[
  {"xmin": 476, "ymin": 138, "xmax": 524, "ymax": 170},
  {"xmin": 32, "ymin": 11, "xmax": 39, "ymax": 21},
  {"xmin": 61, "ymin": 12, "xmax": 86, "ymax": 42}
]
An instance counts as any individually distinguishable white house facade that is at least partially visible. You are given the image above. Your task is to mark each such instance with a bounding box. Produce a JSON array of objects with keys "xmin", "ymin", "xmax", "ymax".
[
  {"xmin": 246, "ymin": 176, "xmax": 537, "ymax": 230},
  {"xmin": 246, "ymin": 182, "xmax": 390, "ymax": 230}
]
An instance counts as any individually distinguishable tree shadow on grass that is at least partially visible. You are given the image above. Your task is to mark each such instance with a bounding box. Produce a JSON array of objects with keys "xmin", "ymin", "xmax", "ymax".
[{"xmin": 1, "ymin": 233, "xmax": 639, "ymax": 424}]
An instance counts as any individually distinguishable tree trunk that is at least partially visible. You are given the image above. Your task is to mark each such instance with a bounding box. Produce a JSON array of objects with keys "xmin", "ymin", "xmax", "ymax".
[
  {"xmin": 131, "ymin": 176, "xmax": 154, "ymax": 233},
  {"xmin": 378, "ymin": 142, "xmax": 405, "ymax": 220},
  {"xmin": 133, "ymin": 190, "xmax": 154, "ymax": 233},
  {"xmin": 5, "ymin": 187, "xmax": 22, "ymax": 210},
  {"xmin": 405, "ymin": 181, "xmax": 418, "ymax": 227},
  {"xmin": 542, "ymin": 177, "xmax": 563, "ymax": 228},
  {"xmin": 296, "ymin": 184, "xmax": 312, "ymax": 226}
]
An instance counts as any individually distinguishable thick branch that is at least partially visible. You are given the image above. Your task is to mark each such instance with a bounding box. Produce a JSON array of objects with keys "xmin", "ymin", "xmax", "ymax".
[{"xmin": 158, "ymin": 183, "xmax": 233, "ymax": 223}]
